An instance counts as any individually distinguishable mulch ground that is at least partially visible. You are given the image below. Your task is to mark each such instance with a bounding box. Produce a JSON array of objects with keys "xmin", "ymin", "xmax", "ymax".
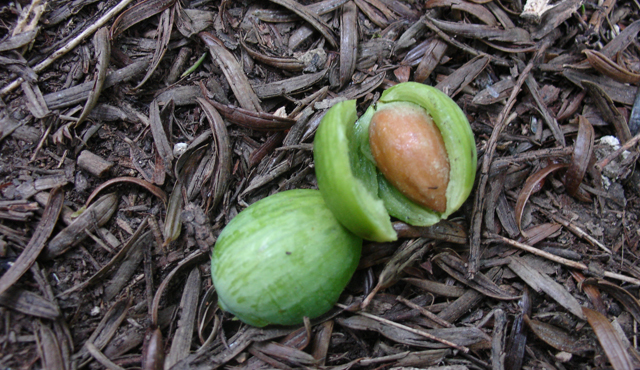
[{"xmin": 1, "ymin": 0, "xmax": 640, "ymax": 369}]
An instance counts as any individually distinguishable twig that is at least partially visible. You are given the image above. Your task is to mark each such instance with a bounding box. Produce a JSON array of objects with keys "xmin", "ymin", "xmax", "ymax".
[
  {"xmin": 538, "ymin": 208, "xmax": 611, "ymax": 253},
  {"xmin": 0, "ymin": 0, "xmax": 136, "ymax": 96},
  {"xmin": 85, "ymin": 342, "xmax": 126, "ymax": 370},
  {"xmin": 594, "ymin": 130, "xmax": 640, "ymax": 171},
  {"xmin": 486, "ymin": 233, "xmax": 640, "ymax": 285},
  {"xmin": 422, "ymin": 16, "xmax": 510, "ymax": 67},
  {"xmin": 396, "ymin": 296, "xmax": 453, "ymax": 328},
  {"xmin": 335, "ymin": 303, "xmax": 469, "ymax": 353},
  {"xmin": 468, "ymin": 62, "xmax": 535, "ymax": 277}
]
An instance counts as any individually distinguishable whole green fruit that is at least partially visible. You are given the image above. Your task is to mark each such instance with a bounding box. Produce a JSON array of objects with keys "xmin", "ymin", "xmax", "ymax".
[{"xmin": 211, "ymin": 189, "xmax": 362, "ymax": 327}]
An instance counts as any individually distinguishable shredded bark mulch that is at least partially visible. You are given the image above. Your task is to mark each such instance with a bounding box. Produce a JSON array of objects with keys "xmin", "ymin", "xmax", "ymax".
[{"xmin": 1, "ymin": 0, "xmax": 640, "ymax": 368}]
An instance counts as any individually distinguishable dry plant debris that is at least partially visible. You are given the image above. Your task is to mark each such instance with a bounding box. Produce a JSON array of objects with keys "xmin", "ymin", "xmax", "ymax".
[{"xmin": 1, "ymin": 0, "xmax": 640, "ymax": 369}]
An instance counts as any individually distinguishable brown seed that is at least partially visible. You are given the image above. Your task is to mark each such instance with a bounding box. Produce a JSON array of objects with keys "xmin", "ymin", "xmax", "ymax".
[{"xmin": 369, "ymin": 102, "xmax": 450, "ymax": 213}]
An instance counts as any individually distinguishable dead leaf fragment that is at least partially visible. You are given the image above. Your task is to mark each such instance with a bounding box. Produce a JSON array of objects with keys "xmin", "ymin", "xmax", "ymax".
[
  {"xmin": 515, "ymin": 163, "xmax": 568, "ymax": 234},
  {"xmin": 509, "ymin": 256, "xmax": 585, "ymax": 319},
  {"xmin": 584, "ymin": 49, "xmax": 640, "ymax": 84},
  {"xmin": 583, "ymin": 307, "xmax": 633, "ymax": 370},
  {"xmin": 564, "ymin": 115, "xmax": 594, "ymax": 196},
  {"xmin": 524, "ymin": 315, "xmax": 594, "ymax": 355}
]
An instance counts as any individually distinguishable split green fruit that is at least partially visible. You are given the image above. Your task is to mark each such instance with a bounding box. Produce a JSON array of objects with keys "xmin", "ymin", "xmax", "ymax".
[
  {"xmin": 211, "ymin": 82, "xmax": 476, "ymax": 327},
  {"xmin": 314, "ymin": 82, "xmax": 477, "ymax": 242},
  {"xmin": 211, "ymin": 189, "xmax": 362, "ymax": 327}
]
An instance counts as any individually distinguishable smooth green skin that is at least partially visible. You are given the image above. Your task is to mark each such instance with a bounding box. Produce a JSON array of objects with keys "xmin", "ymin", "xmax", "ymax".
[
  {"xmin": 314, "ymin": 82, "xmax": 477, "ymax": 236},
  {"xmin": 211, "ymin": 189, "xmax": 362, "ymax": 327},
  {"xmin": 314, "ymin": 100, "xmax": 398, "ymax": 242}
]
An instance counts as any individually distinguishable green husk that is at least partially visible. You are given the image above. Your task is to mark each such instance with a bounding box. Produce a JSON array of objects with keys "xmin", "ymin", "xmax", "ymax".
[
  {"xmin": 314, "ymin": 82, "xmax": 477, "ymax": 236},
  {"xmin": 313, "ymin": 100, "xmax": 398, "ymax": 242},
  {"xmin": 211, "ymin": 189, "xmax": 362, "ymax": 327}
]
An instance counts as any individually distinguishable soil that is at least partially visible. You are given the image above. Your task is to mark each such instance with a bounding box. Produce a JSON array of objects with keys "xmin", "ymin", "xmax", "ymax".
[{"xmin": 1, "ymin": 0, "xmax": 640, "ymax": 369}]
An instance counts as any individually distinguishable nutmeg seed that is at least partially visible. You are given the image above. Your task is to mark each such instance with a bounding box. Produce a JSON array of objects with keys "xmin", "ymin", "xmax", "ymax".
[{"xmin": 369, "ymin": 102, "xmax": 450, "ymax": 213}]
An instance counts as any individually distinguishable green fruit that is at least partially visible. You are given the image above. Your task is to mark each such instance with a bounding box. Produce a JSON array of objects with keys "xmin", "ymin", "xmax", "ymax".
[
  {"xmin": 211, "ymin": 189, "xmax": 362, "ymax": 327},
  {"xmin": 314, "ymin": 82, "xmax": 477, "ymax": 241}
]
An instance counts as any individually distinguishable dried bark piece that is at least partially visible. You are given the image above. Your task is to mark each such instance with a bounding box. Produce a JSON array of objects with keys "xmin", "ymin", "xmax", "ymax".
[
  {"xmin": 433, "ymin": 252, "xmax": 519, "ymax": 300},
  {"xmin": 525, "ymin": 74, "xmax": 566, "ymax": 146},
  {"xmin": 524, "ymin": 315, "xmax": 594, "ymax": 355},
  {"xmin": 436, "ymin": 55, "xmax": 489, "ymax": 97},
  {"xmin": 43, "ymin": 59, "xmax": 150, "ymax": 110},
  {"xmin": 583, "ymin": 307, "xmax": 634, "ymax": 370},
  {"xmin": 491, "ymin": 309, "xmax": 507, "ymax": 370},
  {"xmin": 310, "ymin": 320, "xmax": 333, "ymax": 366},
  {"xmin": 200, "ymin": 32, "xmax": 263, "ymax": 112},
  {"xmin": 563, "ymin": 69, "xmax": 636, "ymax": 105},
  {"xmin": 0, "ymin": 187, "xmax": 63, "ymax": 296},
  {"xmin": 337, "ymin": 315, "xmax": 484, "ymax": 350},
  {"xmin": 151, "ymin": 250, "xmax": 209, "ymax": 325},
  {"xmin": 76, "ymin": 27, "xmax": 110, "ymax": 126},
  {"xmin": 504, "ymin": 288, "xmax": 530, "ymax": 370},
  {"xmin": 414, "ymin": 38, "xmax": 448, "ymax": 83},
  {"xmin": 473, "ymin": 77, "xmax": 515, "ymax": 105},
  {"xmin": 531, "ymin": 0, "xmax": 581, "ymax": 39},
  {"xmin": 73, "ymin": 297, "xmax": 132, "ymax": 366},
  {"xmin": 357, "ymin": 38, "xmax": 394, "ymax": 70},
  {"xmin": 149, "ymin": 99, "xmax": 175, "ymax": 171},
  {"xmin": 515, "ymin": 163, "xmax": 568, "ymax": 235},
  {"xmin": 354, "ymin": 0, "xmax": 389, "ymax": 28},
  {"xmin": 85, "ymin": 342, "xmax": 125, "ymax": 370},
  {"xmin": 584, "ymin": 49, "xmax": 640, "ymax": 84},
  {"xmin": 110, "ymin": 0, "xmax": 176, "ymax": 39},
  {"xmin": 248, "ymin": 132, "xmax": 285, "ymax": 168},
  {"xmin": 135, "ymin": 8, "xmax": 173, "ymax": 89},
  {"xmin": 165, "ymin": 268, "xmax": 201, "ymax": 368},
  {"xmin": 0, "ymin": 287, "xmax": 60, "ymax": 319},
  {"xmin": 427, "ymin": 16, "xmax": 531, "ymax": 43},
  {"xmin": 582, "ymin": 80, "xmax": 632, "ymax": 143},
  {"xmin": 250, "ymin": 341, "xmax": 319, "ymax": 367},
  {"xmin": 363, "ymin": 239, "xmax": 430, "ymax": 308},
  {"xmin": 84, "ymin": 177, "xmax": 167, "ymax": 208},
  {"xmin": 627, "ymin": 87, "xmax": 640, "ymax": 135},
  {"xmin": 421, "ymin": 16, "xmax": 511, "ymax": 67},
  {"xmin": 404, "ymin": 278, "xmax": 466, "ymax": 298},
  {"xmin": 0, "ymin": 29, "xmax": 39, "ymax": 52},
  {"xmin": 163, "ymin": 181, "xmax": 183, "ymax": 246},
  {"xmin": 196, "ymin": 285, "xmax": 220, "ymax": 349},
  {"xmin": 142, "ymin": 327, "xmax": 164, "ymax": 370},
  {"xmin": 175, "ymin": 8, "xmax": 213, "ymax": 38},
  {"xmin": 35, "ymin": 321, "xmax": 66, "ymax": 370},
  {"xmin": 200, "ymin": 84, "xmax": 295, "ymax": 130},
  {"xmin": 508, "ymin": 256, "xmax": 585, "ymax": 319},
  {"xmin": 340, "ymin": 72, "xmax": 386, "ymax": 99},
  {"xmin": 496, "ymin": 192, "xmax": 519, "ymax": 238},
  {"xmin": 77, "ymin": 150, "xmax": 114, "ymax": 178},
  {"xmin": 522, "ymin": 223, "xmax": 562, "ymax": 246},
  {"xmin": 583, "ymin": 279, "xmax": 640, "ymax": 325},
  {"xmin": 252, "ymin": 69, "xmax": 328, "ymax": 99},
  {"xmin": 269, "ymin": 0, "xmax": 337, "ymax": 49},
  {"xmin": 45, "ymin": 192, "xmax": 118, "ymax": 258},
  {"xmin": 198, "ymin": 101, "xmax": 232, "ymax": 212},
  {"xmin": 103, "ymin": 232, "xmax": 149, "ymax": 301},
  {"xmin": 21, "ymin": 81, "xmax": 49, "ymax": 119},
  {"xmin": 339, "ymin": 2, "xmax": 358, "ymax": 87},
  {"xmin": 255, "ymin": 0, "xmax": 348, "ymax": 22},
  {"xmin": 425, "ymin": 0, "xmax": 498, "ymax": 26},
  {"xmin": 240, "ymin": 38, "xmax": 305, "ymax": 72},
  {"xmin": 564, "ymin": 115, "xmax": 594, "ymax": 196},
  {"xmin": 392, "ymin": 220, "xmax": 467, "ymax": 244}
]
